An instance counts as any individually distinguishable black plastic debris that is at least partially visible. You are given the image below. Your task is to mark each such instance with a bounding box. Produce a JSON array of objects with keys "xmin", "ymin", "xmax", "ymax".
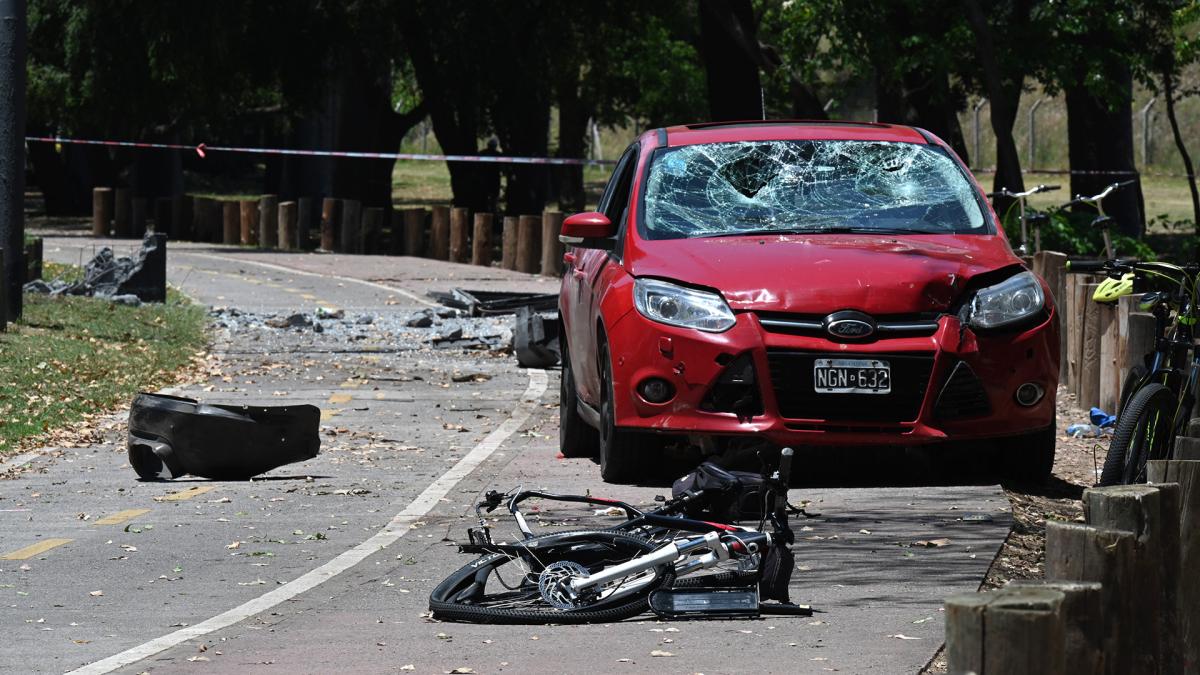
[
  {"xmin": 127, "ymin": 393, "xmax": 320, "ymax": 481},
  {"xmin": 24, "ymin": 232, "xmax": 168, "ymax": 302},
  {"xmin": 513, "ymin": 306, "xmax": 560, "ymax": 368},
  {"xmin": 428, "ymin": 288, "xmax": 558, "ymax": 317}
]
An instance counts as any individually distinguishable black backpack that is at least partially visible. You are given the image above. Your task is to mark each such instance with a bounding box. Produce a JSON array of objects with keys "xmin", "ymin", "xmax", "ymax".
[{"xmin": 671, "ymin": 461, "xmax": 767, "ymax": 522}]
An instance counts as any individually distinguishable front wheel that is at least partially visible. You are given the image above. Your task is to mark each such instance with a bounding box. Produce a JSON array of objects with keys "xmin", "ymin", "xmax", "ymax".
[
  {"xmin": 598, "ymin": 341, "xmax": 659, "ymax": 483},
  {"xmin": 1100, "ymin": 383, "xmax": 1177, "ymax": 486},
  {"xmin": 559, "ymin": 337, "xmax": 599, "ymax": 459}
]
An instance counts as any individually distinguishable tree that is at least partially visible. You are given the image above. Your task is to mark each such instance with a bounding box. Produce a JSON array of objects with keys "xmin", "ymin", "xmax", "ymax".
[{"xmin": 698, "ymin": 0, "xmax": 769, "ymax": 121}]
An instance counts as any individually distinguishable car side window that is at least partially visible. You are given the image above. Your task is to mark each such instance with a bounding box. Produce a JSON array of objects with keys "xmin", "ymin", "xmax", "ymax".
[{"xmin": 599, "ymin": 144, "xmax": 639, "ymax": 224}]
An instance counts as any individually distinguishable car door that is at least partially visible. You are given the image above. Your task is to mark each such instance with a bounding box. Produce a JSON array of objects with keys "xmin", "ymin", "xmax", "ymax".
[{"xmin": 570, "ymin": 143, "xmax": 639, "ymax": 405}]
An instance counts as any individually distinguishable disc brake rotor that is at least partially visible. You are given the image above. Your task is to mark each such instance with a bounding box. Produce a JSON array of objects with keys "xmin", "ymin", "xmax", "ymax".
[{"xmin": 538, "ymin": 560, "xmax": 591, "ymax": 610}]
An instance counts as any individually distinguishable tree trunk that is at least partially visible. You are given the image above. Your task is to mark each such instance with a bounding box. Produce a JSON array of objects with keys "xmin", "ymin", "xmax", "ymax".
[
  {"xmin": 1162, "ymin": 68, "xmax": 1200, "ymax": 257},
  {"xmin": 698, "ymin": 0, "xmax": 763, "ymax": 121},
  {"xmin": 556, "ymin": 84, "xmax": 588, "ymax": 213},
  {"xmin": 1065, "ymin": 69, "xmax": 1143, "ymax": 238}
]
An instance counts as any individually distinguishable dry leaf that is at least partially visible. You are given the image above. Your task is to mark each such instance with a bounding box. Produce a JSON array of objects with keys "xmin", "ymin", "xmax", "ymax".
[
  {"xmin": 650, "ymin": 650, "xmax": 675, "ymax": 657},
  {"xmin": 89, "ymin": 590, "xmax": 103, "ymax": 597}
]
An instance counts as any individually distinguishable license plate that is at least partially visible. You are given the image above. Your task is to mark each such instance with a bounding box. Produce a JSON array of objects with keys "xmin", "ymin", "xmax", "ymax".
[{"xmin": 813, "ymin": 358, "xmax": 891, "ymax": 394}]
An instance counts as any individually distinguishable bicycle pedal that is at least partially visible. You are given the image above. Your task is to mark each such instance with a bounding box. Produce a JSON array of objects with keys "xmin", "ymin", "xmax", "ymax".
[
  {"xmin": 649, "ymin": 587, "xmax": 760, "ymax": 620},
  {"xmin": 467, "ymin": 526, "xmax": 493, "ymax": 546}
]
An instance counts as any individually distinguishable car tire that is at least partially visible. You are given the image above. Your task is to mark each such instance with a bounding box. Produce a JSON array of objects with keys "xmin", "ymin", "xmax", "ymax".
[
  {"xmin": 598, "ymin": 340, "xmax": 657, "ymax": 483},
  {"xmin": 559, "ymin": 337, "xmax": 599, "ymax": 459},
  {"xmin": 1001, "ymin": 418, "xmax": 1056, "ymax": 484}
]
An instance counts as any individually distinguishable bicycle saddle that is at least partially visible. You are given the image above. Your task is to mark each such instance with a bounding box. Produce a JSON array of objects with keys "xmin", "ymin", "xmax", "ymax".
[
  {"xmin": 1137, "ymin": 291, "xmax": 1171, "ymax": 312},
  {"xmin": 1091, "ymin": 215, "xmax": 1116, "ymax": 229},
  {"xmin": 1026, "ymin": 213, "xmax": 1050, "ymax": 226}
]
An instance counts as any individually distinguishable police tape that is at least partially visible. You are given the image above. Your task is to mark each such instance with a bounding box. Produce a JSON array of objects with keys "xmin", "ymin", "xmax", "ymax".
[{"xmin": 24, "ymin": 136, "xmax": 616, "ymax": 166}]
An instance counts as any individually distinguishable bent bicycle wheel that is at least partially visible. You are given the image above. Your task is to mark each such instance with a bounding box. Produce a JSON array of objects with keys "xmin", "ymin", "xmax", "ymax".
[
  {"xmin": 1100, "ymin": 383, "xmax": 1177, "ymax": 486},
  {"xmin": 429, "ymin": 530, "xmax": 675, "ymax": 624}
]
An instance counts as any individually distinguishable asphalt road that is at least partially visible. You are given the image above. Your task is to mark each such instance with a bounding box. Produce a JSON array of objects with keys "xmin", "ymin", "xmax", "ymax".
[{"xmin": 0, "ymin": 237, "xmax": 1012, "ymax": 674}]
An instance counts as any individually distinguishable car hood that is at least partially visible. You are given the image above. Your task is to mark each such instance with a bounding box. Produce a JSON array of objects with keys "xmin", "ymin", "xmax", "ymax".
[{"xmin": 626, "ymin": 234, "xmax": 1021, "ymax": 314}]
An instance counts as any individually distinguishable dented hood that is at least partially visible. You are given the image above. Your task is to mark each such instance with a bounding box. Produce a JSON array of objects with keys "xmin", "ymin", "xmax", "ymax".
[{"xmin": 626, "ymin": 234, "xmax": 1021, "ymax": 314}]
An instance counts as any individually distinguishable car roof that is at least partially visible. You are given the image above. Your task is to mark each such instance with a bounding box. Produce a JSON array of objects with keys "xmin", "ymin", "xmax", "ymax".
[{"xmin": 657, "ymin": 120, "xmax": 931, "ymax": 147}]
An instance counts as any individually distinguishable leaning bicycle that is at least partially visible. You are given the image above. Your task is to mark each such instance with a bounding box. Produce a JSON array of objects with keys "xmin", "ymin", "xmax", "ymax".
[
  {"xmin": 1066, "ymin": 259, "xmax": 1200, "ymax": 485},
  {"xmin": 988, "ymin": 183, "xmax": 1060, "ymax": 255}
]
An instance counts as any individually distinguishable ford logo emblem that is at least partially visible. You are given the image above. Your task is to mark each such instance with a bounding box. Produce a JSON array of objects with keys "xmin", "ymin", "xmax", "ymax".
[{"xmin": 824, "ymin": 311, "xmax": 876, "ymax": 339}]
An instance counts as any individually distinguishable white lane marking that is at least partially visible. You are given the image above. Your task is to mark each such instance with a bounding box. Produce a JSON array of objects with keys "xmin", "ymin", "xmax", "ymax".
[
  {"xmin": 69, "ymin": 368, "xmax": 548, "ymax": 675},
  {"xmin": 182, "ymin": 252, "xmax": 438, "ymax": 308}
]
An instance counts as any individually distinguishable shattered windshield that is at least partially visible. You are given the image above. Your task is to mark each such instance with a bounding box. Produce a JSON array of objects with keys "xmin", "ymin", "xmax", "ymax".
[{"xmin": 640, "ymin": 140, "xmax": 988, "ymax": 240}]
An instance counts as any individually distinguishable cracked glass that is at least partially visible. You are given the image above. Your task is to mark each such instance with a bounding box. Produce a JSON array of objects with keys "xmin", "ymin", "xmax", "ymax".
[{"xmin": 641, "ymin": 140, "xmax": 988, "ymax": 240}]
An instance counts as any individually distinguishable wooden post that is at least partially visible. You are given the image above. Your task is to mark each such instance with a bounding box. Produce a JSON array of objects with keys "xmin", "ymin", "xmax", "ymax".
[
  {"xmin": 541, "ymin": 210, "xmax": 564, "ymax": 276},
  {"xmin": 472, "ymin": 213, "xmax": 494, "ymax": 266},
  {"xmin": 192, "ymin": 197, "xmax": 209, "ymax": 242},
  {"xmin": 113, "ymin": 187, "xmax": 132, "ymax": 237},
  {"xmin": 152, "ymin": 198, "xmax": 171, "ymax": 236},
  {"xmin": 362, "ymin": 207, "xmax": 384, "ymax": 254},
  {"xmin": 449, "ymin": 207, "xmax": 470, "ymax": 263},
  {"xmin": 297, "ymin": 197, "xmax": 315, "ymax": 250},
  {"xmin": 516, "ymin": 215, "xmax": 542, "ymax": 274},
  {"xmin": 501, "ymin": 216, "xmax": 519, "ymax": 270},
  {"xmin": 92, "ymin": 187, "xmax": 113, "ymax": 237},
  {"xmin": 1148, "ymin": 460, "xmax": 1200, "ymax": 673},
  {"xmin": 223, "ymin": 201, "xmax": 240, "ymax": 245},
  {"xmin": 259, "ymin": 195, "xmax": 279, "ymax": 249},
  {"xmin": 1034, "ymin": 251, "xmax": 1069, "ymax": 377},
  {"xmin": 131, "ymin": 198, "xmax": 148, "ymax": 237},
  {"xmin": 239, "ymin": 200, "xmax": 258, "ymax": 246},
  {"xmin": 341, "ymin": 199, "xmax": 362, "ymax": 253},
  {"xmin": 429, "ymin": 205, "xmax": 450, "ymax": 259},
  {"xmin": 1066, "ymin": 274, "xmax": 1082, "ymax": 397},
  {"xmin": 171, "ymin": 195, "xmax": 192, "ymax": 240},
  {"xmin": 207, "ymin": 199, "xmax": 224, "ymax": 243},
  {"xmin": 1084, "ymin": 484, "xmax": 1182, "ymax": 674},
  {"xmin": 278, "ymin": 201, "xmax": 297, "ymax": 251},
  {"xmin": 1099, "ymin": 303, "xmax": 1120, "ymax": 413},
  {"xmin": 946, "ymin": 583, "xmax": 1102, "ymax": 675},
  {"xmin": 387, "ymin": 208, "xmax": 403, "ymax": 256},
  {"xmin": 403, "ymin": 208, "xmax": 425, "ymax": 256},
  {"xmin": 1079, "ymin": 283, "xmax": 1102, "ymax": 409},
  {"xmin": 320, "ymin": 198, "xmax": 339, "ymax": 252},
  {"xmin": 1046, "ymin": 521, "xmax": 1141, "ymax": 674}
]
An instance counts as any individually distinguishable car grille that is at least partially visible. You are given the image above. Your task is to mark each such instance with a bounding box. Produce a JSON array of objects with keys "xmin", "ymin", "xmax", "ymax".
[
  {"xmin": 755, "ymin": 311, "xmax": 941, "ymax": 340},
  {"xmin": 766, "ymin": 349, "xmax": 935, "ymax": 423},
  {"xmin": 933, "ymin": 361, "xmax": 991, "ymax": 419}
]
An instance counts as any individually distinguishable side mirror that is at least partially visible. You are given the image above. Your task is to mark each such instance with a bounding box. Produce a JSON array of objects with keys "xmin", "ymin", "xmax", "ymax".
[{"xmin": 560, "ymin": 212, "xmax": 616, "ymax": 250}]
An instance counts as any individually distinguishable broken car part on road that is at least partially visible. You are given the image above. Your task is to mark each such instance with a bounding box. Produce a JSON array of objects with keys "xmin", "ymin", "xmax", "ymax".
[
  {"xmin": 513, "ymin": 306, "xmax": 560, "ymax": 368},
  {"xmin": 429, "ymin": 448, "xmax": 810, "ymax": 623},
  {"xmin": 127, "ymin": 393, "xmax": 320, "ymax": 480},
  {"xmin": 428, "ymin": 288, "xmax": 558, "ymax": 317},
  {"xmin": 24, "ymin": 232, "xmax": 168, "ymax": 303}
]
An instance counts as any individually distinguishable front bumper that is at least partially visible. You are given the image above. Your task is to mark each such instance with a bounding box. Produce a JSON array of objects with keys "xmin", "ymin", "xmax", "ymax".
[{"xmin": 605, "ymin": 305, "xmax": 1059, "ymax": 448}]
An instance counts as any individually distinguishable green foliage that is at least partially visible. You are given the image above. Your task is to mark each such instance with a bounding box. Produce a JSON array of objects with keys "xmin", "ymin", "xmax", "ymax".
[{"xmin": 998, "ymin": 206, "xmax": 1157, "ymax": 260}]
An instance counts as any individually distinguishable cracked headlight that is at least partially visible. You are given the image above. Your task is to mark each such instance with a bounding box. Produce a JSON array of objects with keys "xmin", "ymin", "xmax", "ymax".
[
  {"xmin": 634, "ymin": 278, "xmax": 736, "ymax": 332},
  {"xmin": 967, "ymin": 271, "xmax": 1045, "ymax": 329}
]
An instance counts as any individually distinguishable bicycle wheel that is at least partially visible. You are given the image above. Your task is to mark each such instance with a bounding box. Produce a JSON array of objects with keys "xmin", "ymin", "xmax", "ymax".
[
  {"xmin": 429, "ymin": 530, "xmax": 674, "ymax": 624},
  {"xmin": 1100, "ymin": 384, "xmax": 1177, "ymax": 486},
  {"xmin": 1117, "ymin": 364, "xmax": 1147, "ymax": 419}
]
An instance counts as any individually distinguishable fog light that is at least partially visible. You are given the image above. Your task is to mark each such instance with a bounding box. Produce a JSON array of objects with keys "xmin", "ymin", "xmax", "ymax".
[
  {"xmin": 638, "ymin": 378, "xmax": 675, "ymax": 404},
  {"xmin": 1015, "ymin": 382, "xmax": 1045, "ymax": 407}
]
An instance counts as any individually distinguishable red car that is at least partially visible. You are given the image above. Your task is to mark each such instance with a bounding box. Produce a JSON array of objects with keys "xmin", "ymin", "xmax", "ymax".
[{"xmin": 558, "ymin": 121, "xmax": 1059, "ymax": 483}]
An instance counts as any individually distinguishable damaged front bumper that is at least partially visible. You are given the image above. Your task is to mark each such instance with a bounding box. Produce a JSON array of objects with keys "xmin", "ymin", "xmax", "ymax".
[{"xmin": 604, "ymin": 305, "xmax": 1059, "ymax": 448}]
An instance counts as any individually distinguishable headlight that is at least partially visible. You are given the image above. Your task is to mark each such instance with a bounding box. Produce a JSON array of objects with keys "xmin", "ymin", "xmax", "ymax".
[
  {"xmin": 634, "ymin": 278, "xmax": 736, "ymax": 332},
  {"xmin": 967, "ymin": 271, "xmax": 1045, "ymax": 329}
]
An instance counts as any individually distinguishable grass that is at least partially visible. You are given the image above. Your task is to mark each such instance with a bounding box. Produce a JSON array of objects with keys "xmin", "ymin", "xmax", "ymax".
[{"xmin": 0, "ymin": 264, "xmax": 209, "ymax": 455}]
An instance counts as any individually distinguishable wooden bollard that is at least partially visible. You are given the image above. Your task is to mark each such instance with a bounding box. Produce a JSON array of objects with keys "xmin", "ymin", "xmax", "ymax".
[
  {"xmin": 1099, "ymin": 302, "xmax": 1120, "ymax": 413},
  {"xmin": 207, "ymin": 199, "xmax": 224, "ymax": 243},
  {"xmin": 153, "ymin": 198, "xmax": 171, "ymax": 236},
  {"xmin": 472, "ymin": 213, "xmax": 494, "ymax": 266},
  {"xmin": 362, "ymin": 207, "xmax": 384, "ymax": 254},
  {"xmin": 132, "ymin": 198, "xmax": 148, "ymax": 237},
  {"xmin": 92, "ymin": 187, "xmax": 113, "ymax": 237},
  {"xmin": 501, "ymin": 216, "xmax": 518, "ymax": 270},
  {"xmin": 113, "ymin": 188, "xmax": 132, "ymax": 237},
  {"xmin": 1148, "ymin": 460, "xmax": 1200, "ymax": 672},
  {"xmin": 541, "ymin": 210, "xmax": 565, "ymax": 276},
  {"xmin": 1034, "ymin": 251, "xmax": 1069, "ymax": 374},
  {"xmin": 239, "ymin": 200, "xmax": 258, "ymax": 246},
  {"xmin": 387, "ymin": 208, "xmax": 403, "ymax": 256},
  {"xmin": 223, "ymin": 202, "xmax": 240, "ymax": 245},
  {"xmin": 171, "ymin": 195, "xmax": 192, "ymax": 240},
  {"xmin": 1079, "ymin": 283, "xmax": 1102, "ymax": 408},
  {"xmin": 320, "ymin": 198, "xmax": 339, "ymax": 252},
  {"xmin": 278, "ymin": 201, "xmax": 298, "ymax": 251},
  {"xmin": 946, "ymin": 583, "xmax": 1103, "ymax": 675},
  {"xmin": 516, "ymin": 215, "xmax": 542, "ymax": 274},
  {"xmin": 297, "ymin": 197, "xmax": 315, "ymax": 250},
  {"xmin": 258, "ymin": 195, "xmax": 279, "ymax": 248},
  {"xmin": 404, "ymin": 208, "xmax": 425, "ymax": 256},
  {"xmin": 429, "ymin": 206, "xmax": 450, "ymax": 259},
  {"xmin": 341, "ymin": 199, "xmax": 362, "ymax": 253},
  {"xmin": 449, "ymin": 207, "xmax": 470, "ymax": 263},
  {"xmin": 190, "ymin": 197, "xmax": 206, "ymax": 241}
]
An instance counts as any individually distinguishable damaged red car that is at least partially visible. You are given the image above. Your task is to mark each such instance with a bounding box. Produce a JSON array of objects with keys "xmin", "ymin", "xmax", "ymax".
[{"xmin": 558, "ymin": 121, "xmax": 1059, "ymax": 483}]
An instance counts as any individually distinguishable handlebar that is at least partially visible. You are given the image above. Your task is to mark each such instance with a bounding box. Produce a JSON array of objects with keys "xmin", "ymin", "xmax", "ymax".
[
  {"xmin": 987, "ymin": 184, "xmax": 1061, "ymax": 199},
  {"xmin": 777, "ymin": 447, "xmax": 793, "ymax": 485},
  {"xmin": 1070, "ymin": 179, "xmax": 1138, "ymax": 206},
  {"xmin": 1065, "ymin": 259, "xmax": 1107, "ymax": 274}
]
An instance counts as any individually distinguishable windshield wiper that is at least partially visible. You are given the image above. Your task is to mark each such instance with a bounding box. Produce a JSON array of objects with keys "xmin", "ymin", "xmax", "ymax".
[{"xmin": 697, "ymin": 225, "xmax": 949, "ymax": 238}]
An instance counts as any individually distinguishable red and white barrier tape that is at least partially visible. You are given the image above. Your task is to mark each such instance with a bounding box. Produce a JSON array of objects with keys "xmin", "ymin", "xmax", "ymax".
[{"xmin": 24, "ymin": 136, "xmax": 616, "ymax": 166}]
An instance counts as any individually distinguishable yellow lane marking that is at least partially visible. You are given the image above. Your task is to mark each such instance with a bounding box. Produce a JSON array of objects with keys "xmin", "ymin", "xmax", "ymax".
[
  {"xmin": 94, "ymin": 509, "xmax": 151, "ymax": 526},
  {"xmin": 320, "ymin": 409, "xmax": 342, "ymax": 421},
  {"xmin": 155, "ymin": 486, "xmax": 216, "ymax": 502},
  {"xmin": 328, "ymin": 393, "xmax": 353, "ymax": 404},
  {"xmin": 1, "ymin": 538, "xmax": 73, "ymax": 560}
]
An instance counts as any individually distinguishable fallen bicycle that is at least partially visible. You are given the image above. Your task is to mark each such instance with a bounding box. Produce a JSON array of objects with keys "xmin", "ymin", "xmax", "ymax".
[{"xmin": 429, "ymin": 448, "xmax": 812, "ymax": 623}]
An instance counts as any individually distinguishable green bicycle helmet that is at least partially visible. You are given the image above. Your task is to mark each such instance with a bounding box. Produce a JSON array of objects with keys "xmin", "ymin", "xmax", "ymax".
[{"xmin": 1092, "ymin": 272, "xmax": 1135, "ymax": 304}]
